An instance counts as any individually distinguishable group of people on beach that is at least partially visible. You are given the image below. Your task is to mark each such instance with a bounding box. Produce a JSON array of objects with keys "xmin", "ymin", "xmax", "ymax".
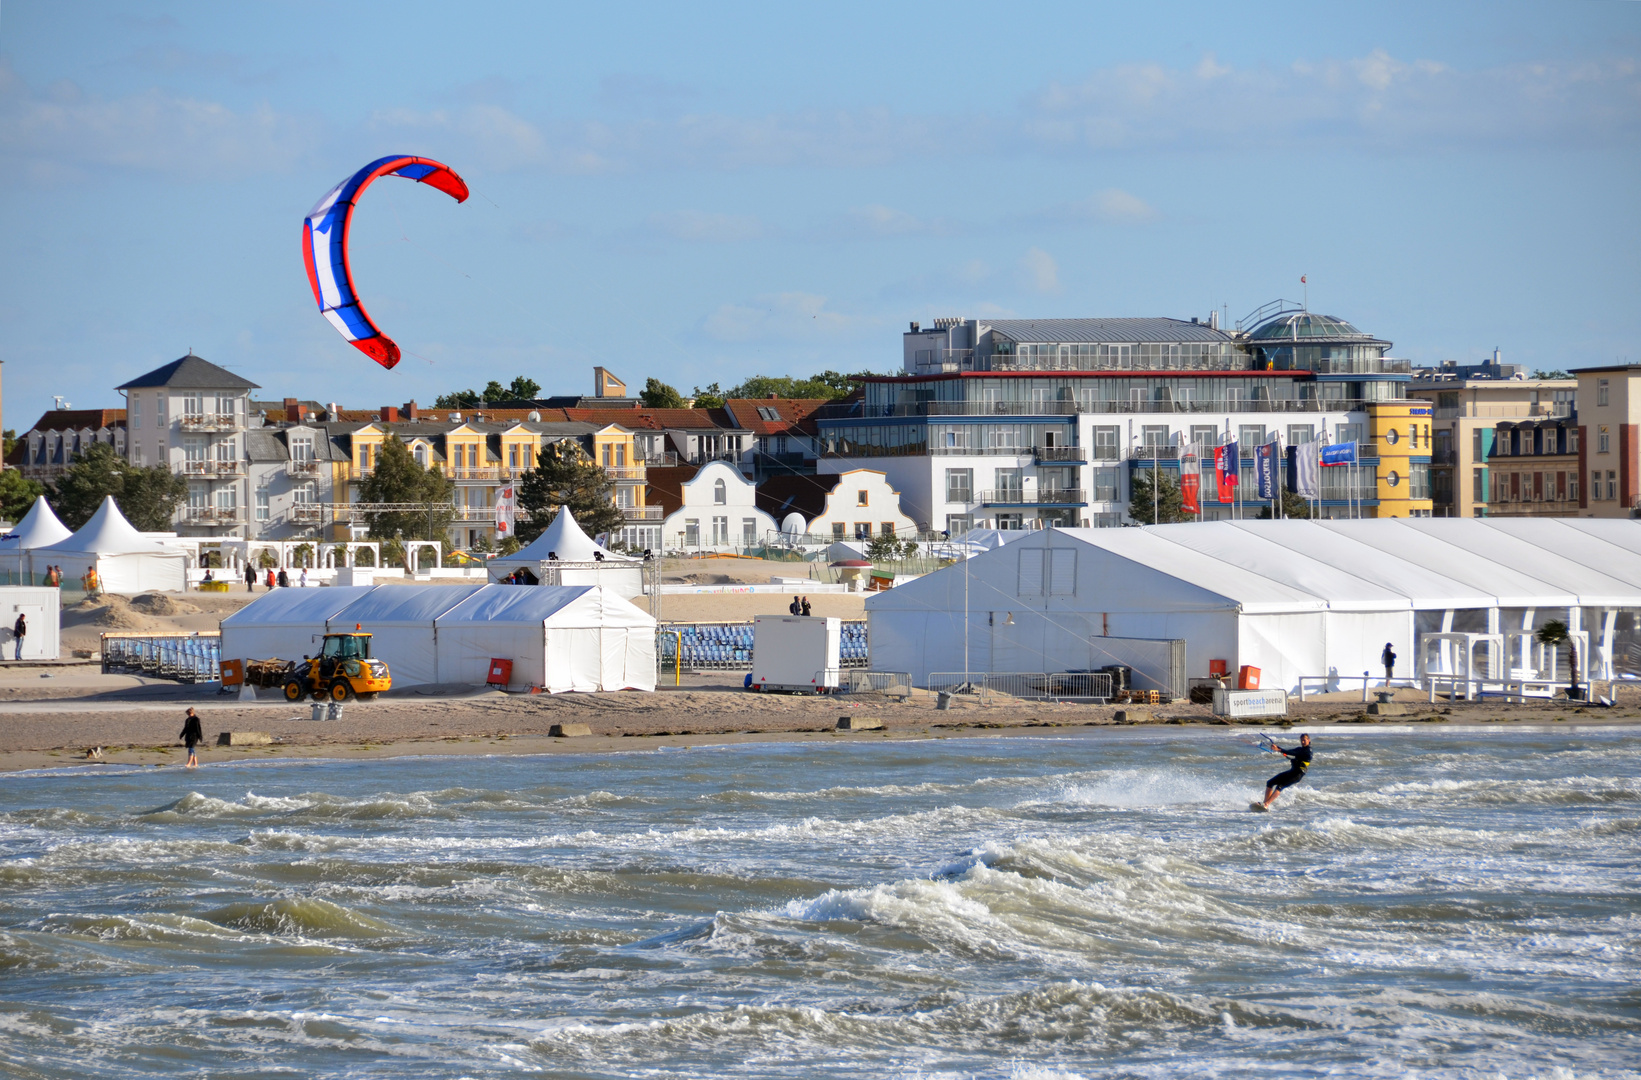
[
  {"xmin": 787, "ymin": 596, "xmax": 813, "ymax": 616},
  {"xmin": 34, "ymin": 565, "xmax": 97, "ymax": 595},
  {"xmin": 242, "ymin": 564, "xmax": 305, "ymax": 591}
]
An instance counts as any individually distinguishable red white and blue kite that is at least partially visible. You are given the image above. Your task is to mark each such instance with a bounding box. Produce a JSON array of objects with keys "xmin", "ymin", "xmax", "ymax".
[{"xmin": 302, "ymin": 155, "xmax": 469, "ymax": 369}]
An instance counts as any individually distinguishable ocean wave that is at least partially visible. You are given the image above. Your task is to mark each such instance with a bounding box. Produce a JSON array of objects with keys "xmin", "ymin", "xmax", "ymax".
[{"xmin": 200, "ymin": 897, "xmax": 400, "ymax": 939}]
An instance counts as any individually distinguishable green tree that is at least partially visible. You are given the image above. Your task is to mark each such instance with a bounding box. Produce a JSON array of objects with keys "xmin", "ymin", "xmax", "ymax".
[
  {"xmin": 640, "ymin": 378, "xmax": 687, "ymax": 409},
  {"xmin": 1536, "ymin": 619, "xmax": 1579, "ymax": 697},
  {"xmin": 1257, "ymin": 490, "xmax": 1315, "ymax": 519},
  {"xmin": 507, "ymin": 375, "xmax": 541, "ymax": 400},
  {"xmin": 433, "ymin": 388, "xmax": 481, "ymax": 410},
  {"xmin": 50, "ymin": 442, "xmax": 188, "ymax": 530},
  {"xmin": 725, "ymin": 371, "xmax": 871, "ymax": 401},
  {"xmin": 0, "ymin": 469, "xmax": 44, "ymax": 525},
  {"xmin": 1128, "ymin": 469, "xmax": 1187, "ymax": 525},
  {"xmin": 357, "ymin": 435, "xmax": 456, "ymax": 542},
  {"xmin": 434, "ymin": 375, "xmax": 543, "ymax": 409},
  {"xmin": 690, "ymin": 382, "xmax": 725, "ymax": 409},
  {"xmin": 515, "ymin": 440, "xmax": 624, "ymax": 543},
  {"xmin": 2, "ymin": 429, "xmax": 16, "ymax": 460},
  {"xmin": 1530, "ymin": 369, "xmax": 1570, "ymax": 380}
]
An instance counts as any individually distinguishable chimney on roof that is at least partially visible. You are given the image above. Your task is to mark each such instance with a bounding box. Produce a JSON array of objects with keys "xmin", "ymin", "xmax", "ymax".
[
  {"xmin": 381, "ymin": 406, "xmax": 399, "ymax": 423},
  {"xmin": 1208, "ymin": 310, "xmax": 1220, "ymax": 330},
  {"xmin": 284, "ymin": 398, "xmax": 301, "ymax": 422},
  {"xmin": 768, "ymin": 392, "xmax": 778, "ymax": 399},
  {"xmin": 909, "ymin": 321, "xmax": 920, "ymax": 332},
  {"xmin": 404, "ymin": 400, "xmax": 419, "ymax": 421}
]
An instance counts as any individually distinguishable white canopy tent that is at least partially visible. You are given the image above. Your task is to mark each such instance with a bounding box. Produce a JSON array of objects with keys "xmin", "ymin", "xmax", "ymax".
[
  {"xmin": 219, "ymin": 582, "xmax": 655, "ymax": 691},
  {"xmin": 486, "ymin": 509, "xmax": 644, "ymax": 599},
  {"xmin": 34, "ymin": 496, "xmax": 187, "ymax": 594},
  {"xmin": 866, "ymin": 519, "xmax": 1641, "ymax": 692},
  {"xmin": 220, "ymin": 586, "xmax": 376, "ymax": 662},
  {"xmin": 0, "ymin": 498, "xmax": 74, "ymax": 584}
]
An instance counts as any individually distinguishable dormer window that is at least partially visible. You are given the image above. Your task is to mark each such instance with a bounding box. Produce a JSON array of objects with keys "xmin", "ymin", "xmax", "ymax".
[{"xmin": 756, "ymin": 406, "xmax": 780, "ymax": 421}]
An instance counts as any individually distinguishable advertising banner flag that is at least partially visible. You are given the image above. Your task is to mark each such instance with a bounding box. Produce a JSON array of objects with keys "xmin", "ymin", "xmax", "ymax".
[
  {"xmin": 494, "ymin": 482, "xmax": 517, "ymax": 539},
  {"xmin": 1214, "ymin": 441, "xmax": 1240, "ymax": 503},
  {"xmin": 1255, "ymin": 441, "xmax": 1278, "ymax": 500},
  {"xmin": 1180, "ymin": 444, "xmax": 1201, "ymax": 514},
  {"xmin": 1289, "ymin": 441, "xmax": 1320, "ymax": 497},
  {"xmin": 1321, "ymin": 441, "xmax": 1358, "ymax": 466}
]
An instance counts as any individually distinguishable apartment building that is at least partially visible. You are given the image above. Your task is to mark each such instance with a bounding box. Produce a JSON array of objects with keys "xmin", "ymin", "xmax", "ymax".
[
  {"xmin": 117, "ymin": 354, "xmax": 259, "ymax": 537},
  {"xmin": 1407, "ymin": 374, "xmax": 1576, "ymax": 517},
  {"xmin": 1577, "ymin": 363, "xmax": 1641, "ymax": 516},
  {"xmin": 816, "ymin": 306, "xmax": 1403, "ymax": 532},
  {"xmin": 9, "ymin": 409, "xmax": 127, "ymax": 483},
  {"xmin": 721, "ymin": 398, "xmax": 826, "ymax": 480}
]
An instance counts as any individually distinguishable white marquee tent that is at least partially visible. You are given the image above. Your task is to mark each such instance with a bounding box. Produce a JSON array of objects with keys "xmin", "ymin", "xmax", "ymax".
[
  {"xmin": 221, "ymin": 582, "xmax": 655, "ymax": 692},
  {"xmin": 866, "ymin": 519, "xmax": 1641, "ymax": 693},
  {"xmin": 486, "ymin": 509, "xmax": 644, "ymax": 599},
  {"xmin": 34, "ymin": 496, "xmax": 187, "ymax": 594},
  {"xmin": 0, "ymin": 498, "xmax": 74, "ymax": 583}
]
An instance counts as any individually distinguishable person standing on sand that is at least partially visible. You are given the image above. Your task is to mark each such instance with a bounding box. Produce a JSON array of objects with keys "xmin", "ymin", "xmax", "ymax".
[
  {"xmin": 245, "ymin": 563, "xmax": 256, "ymax": 592},
  {"xmin": 11, "ymin": 613, "xmax": 24, "ymax": 661},
  {"xmin": 789, "ymin": 595, "xmax": 801, "ymax": 615},
  {"xmin": 1381, "ymin": 642, "xmax": 1397, "ymax": 687},
  {"xmin": 180, "ymin": 708, "xmax": 203, "ymax": 768},
  {"xmin": 299, "ymin": 567, "xmax": 308, "ymax": 587},
  {"xmin": 84, "ymin": 566, "xmax": 100, "ymax": 597},
  {"xmin": 277, "ymin": 568, "xmax": 289, "ymax": 588},
  {"xmin": 800, "ymin": 596, "xmax": 812, "ymax": 617}
]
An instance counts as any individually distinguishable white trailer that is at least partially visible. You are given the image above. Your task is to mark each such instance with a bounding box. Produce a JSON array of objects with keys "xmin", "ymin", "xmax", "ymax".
[
  {"xmin": 0, "ymin": 586, "xmax": 62, "ymax": 661},
  {"xmin": 752, "ymin": 615, "xmax": 841, "ymax": 693}
]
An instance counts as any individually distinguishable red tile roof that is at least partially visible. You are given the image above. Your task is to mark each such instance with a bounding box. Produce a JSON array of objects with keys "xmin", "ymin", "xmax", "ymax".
[
  {"xmin": 723, "ymin": 398, "xmax": 829, "ymax": 436},
  {"xmin": 20, "ymin": 409, "xmax": 127, "ymax": 433}
]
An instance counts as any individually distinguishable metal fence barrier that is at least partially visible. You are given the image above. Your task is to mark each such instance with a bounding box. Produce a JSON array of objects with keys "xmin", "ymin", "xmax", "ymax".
[
  {"xmin": 927, "ymin": 671, "xmax": 1113, "ymax": 703},
  {"xmin": 657, "ymin": 620, "xmax": 869, "ymax": 672},
  {"xmin": 101, "ymin": 632, "xmax": 221, "ymax": 683},
  {"xmin": 835, "ymin": 670, "xmax": 913, "ymax": 701}
]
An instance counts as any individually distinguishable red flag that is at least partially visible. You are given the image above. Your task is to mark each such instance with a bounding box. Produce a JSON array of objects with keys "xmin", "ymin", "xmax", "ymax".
[
  {"xmin": 1180, "ymin": 446, "xmax": 1200, "ymax": 515},
  {"xmin": 1213, "ymin": 445, "xmax": 1238, "ymax": 503},
  {"xmin": 1300, "ymin": 275, "xmax": 1306, "ymax": 284}
]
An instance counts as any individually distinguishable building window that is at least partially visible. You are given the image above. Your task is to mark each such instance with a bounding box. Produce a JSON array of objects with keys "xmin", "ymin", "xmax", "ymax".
[
  {"xmin": 183, "ymin": 392, "xmax": 204, "ymax": 419},
  {"xmin": 1593, "ymin": 470, "xmax": 1603, "ymax": 499},
  {"xmin": 414, "ymin": 444, "xmax": 427, "ymax": 467},
  {"xmin": 743, "ymin": 518, "xmax": 757, "ymax": 547},
  {"xmin": 945, "ymin": 468, "xmax": 973, "ymax": 504},
  {"xmin": 255, "ymin": 488, "xmax": 270, "ymax": 522},
  {"xmin": 1142, "ymin": 425, "xmax": 1170, "ymax": 449},
  {"xmin": 1189, "ymin": 424, "xmax": 1217, "ymax": 449},
  {"xmin": 1597, "ymin": 379, "xmax": 1609, "ymax": 407},
  {"xmin": 712, "ymin": 516, "xmax": 729, "ymax": 546},
  {"xmin": 880, "ymin": 522, "xmax": 895, "ymax": 536},
  {"xmin": 1570, "ymin": 474, "xmax": 1579, "ymax": 502},
  {"xmin": 714, "ymin": 479, "xmax": 727, "ymax": 505},
  {"xmin": 684, "ymin": 519, "xmax": 699, "ymax": 546},
  {"xmin": 854, "ymin": 522, "xmax": 871, "ymax": 540},
  {"xmin": 856, "ymin": 490, "xmax": 869, "ymax": 506},
  {"xmin": 1238, "ymin": 425, "xmax": 1265, "ymax": 452},
  {"xmin": 131, "ymin": 396, "xmax": 141, "ymax": 429},
  {"xmin": 293, "ymin": 482, "xmax": 316, "ymax": 504},
  {"xmin": 215, "ymin": 394, "xmax": 237, "ymax": 418},
  {"xmin": 1409, "ymin": 463, "xmax": 1430, "ymax": 500},
  {"xmin": 1473, "ymin": 429, "xmax": 1484, "ymax": 460},
  {"xmin": 1473, "ymin": 469, "xmax": 1485, "ymax": 503},
  {"xmin": 1093, "ymin": 427, "xmax": 1120, "ymax": 459},
  {"xmin": 1287, "ymin": 425, "xmax": 1314, "ymax": 446},
  {"xmin": 615, "ymin": 486, "xmax": 634, "ymax": 508},
  {"xmin": 156, "ymin": 395, "xmax": 166, "ymax": 429},
  {"xmin": 946, "ymin": 515, "xmax": 972, "ymax": 535},
  {"xmin": 995, "ymin": 468, "xmax": 1022, "ymax": 501},
  {"xmin": 1599, "ymin": 427, "xmax": 1610, "ymax": 454},
  {"xmin": 832, "ymin": 522, "xmax": 846, "ymax": 540},
  {"xmin": 1609, "ymin": 471, "xmax": 1618, "ymax": 501},
  {"xmin": 1093, "ymin": 468, "xmax": 1118, "ymax": 502},
  {"xmin": 1337, "ymin": 423, "xmax": 1365, "ymax": 446},
  {"xmin": 1569, "ymin": 429, "xmax": 1579, "ymax": 454},
  {"xmin": 215, "ymin": 486, "xmax": 237, "ymax": 513}
]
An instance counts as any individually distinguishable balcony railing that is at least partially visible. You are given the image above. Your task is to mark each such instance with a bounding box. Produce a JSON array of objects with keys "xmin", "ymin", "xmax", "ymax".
[
  {"xmin": 603, "ymin": 466, "xmax": 647, "ymax": 480},
  {"xmin": 1431, "ymin": 448, "xmax": 1457, "ymax": 465},
  {"xmin": 288, "ymin": 459, "xmax": 320, "ymax": 475},
  {"xmin": 179, "ymin": 413, "xmax": 240, "ymax": 432},
  {"xmin": 290, "ymin": 504, "xmax": 326, "ymax": 522},
  {"xmin": 1309, "ymin": 358, "xmax": 1413, "ymax": 375},
  {"xmin": 977, "ymin": 488, "xmax": 1088, "ymax": 506},
  {"xmin": 1431, "ymin": 402, "xmax": 1575, "ymax": 420},
  {"xmin": 1033, "ymin": 445, "xmax": 1089, "ymax": 463},
  {"xmin": 1129, "ymin": 446, "xmax": 1182, "ymax": 460},
  {"xmin": 622, "ymin": 506, "xmax": 664, "ymax": 521},
  {"xmin": 449, "ymin": 467, "xmax": 500, "ymax": 482},
  {"xmin": 988, "ymin": 354, "xmax": 1245, "ymax": 374},
  {"xmin": 182, "ymin": 459, "xmax": 214, "ymax": 475},
  {"xmin": 181, "ymin": 506, "xmax": 242, "ymax": 524},
  {"xmin": 848, "ymin": 398, "xmax": 1378, "ymax": 419}
]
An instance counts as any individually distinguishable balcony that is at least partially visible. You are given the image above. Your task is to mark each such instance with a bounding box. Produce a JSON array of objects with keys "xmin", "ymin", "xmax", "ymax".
[
  {"xmin": 1309, "ymin": 357, "xmax": 1413, "ymax": 375},
  {"xmin": 288, "ymin": 459, "xmax": 320, "ymax": 475},
  {"xmin": 911, "ymin": 348, "xmax": 973, "ymax": 374},
  {"xmin": 290, "ymin": 504, "xmax": 327, "ymax": 523},
  {"xmin": 1431, "ymin": 402, "xmax": 1575, "ymax": 420},
  {"xmin": 452, "ymin": 507, "xmax": 496, "ymax": 522},
  {"xmin": 449, "ymin": 467, "xmax": 500, "ymax": 482},
  {"xmin": 1431, "ymin": 448, "xmax": 1457, "ymax": 465},
  {"xmin": 977, "ymin": 488, "xmax": 1088, "ymax": 507},
  {"xmin": 181, "ymin": 506, "xmax": 243, "ymax": 524},
  {"xmin": 622, "ymin": 506, "xmax": 664, "ymax": 522},
  {"xmin": 181, "ymin": 459, "xmax": 242, "ymax": 477},
  {"xmin": 1033, "ymin": 445, "xmax": 1089, "ymax": 464},
  {"xmin": 603, "ymin": 466, "xmax": 647, "ymax": 480},
  {"xmin": 179, "ymin": 413, "xmax": 240, "ymax": 433},
  {"xmin": 1129, "ymin": 446, "xmax": 1183, "ymax": 460},
  {"xmin": 988, "ymin": 354, "xmax": 1244, "ymax": 374}
]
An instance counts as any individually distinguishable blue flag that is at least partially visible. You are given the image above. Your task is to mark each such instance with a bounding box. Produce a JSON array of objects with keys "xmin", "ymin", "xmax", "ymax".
[
  {"xmin": 1321, "ymin": 441, "xmax": 1357, "ymax": 466},
  {"xmin": 1255, "ymin": 441, "xmax": 1277, "ymax": 499}
]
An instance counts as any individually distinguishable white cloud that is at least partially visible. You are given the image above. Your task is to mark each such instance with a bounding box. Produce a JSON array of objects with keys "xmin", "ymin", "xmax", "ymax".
[
  {"xmin": 1020, "ymin": 248, "xmax": 1060, "ymax": 294},
  {"xmin": 648, "ymin": 210, "xmax": 766, "ymax": 242},
  {"xmin": 845, "ymin": 203, "xmax": 955, "ymax": 236},
  {"xmin": 703, "ymin": 292, "xmax": 872, "ymax": 342}
]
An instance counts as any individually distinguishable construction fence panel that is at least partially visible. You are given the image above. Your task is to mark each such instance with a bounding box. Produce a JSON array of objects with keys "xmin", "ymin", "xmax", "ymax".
[
  {"xmin": 836, "ymin": 670, "xmax": 914, "ymax": 700},
  {"xmin": 927, "ymin": 671, "xmax": 1113, "ymax": 703}
]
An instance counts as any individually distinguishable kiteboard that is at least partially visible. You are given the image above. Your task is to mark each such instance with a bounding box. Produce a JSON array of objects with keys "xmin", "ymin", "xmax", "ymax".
[{"xmin": 1248, "ymin": 802, "xmax": 1270, "ymax": 813}]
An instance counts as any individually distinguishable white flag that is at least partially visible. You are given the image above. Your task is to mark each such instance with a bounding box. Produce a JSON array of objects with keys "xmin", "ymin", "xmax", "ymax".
[
  {"xmin": 1292, "ymin": 441, "xmax": 1321, "ymax": 498},
  {"xmin": 494, "ymin": 483, "xmax": 517, "ymax": 538}
]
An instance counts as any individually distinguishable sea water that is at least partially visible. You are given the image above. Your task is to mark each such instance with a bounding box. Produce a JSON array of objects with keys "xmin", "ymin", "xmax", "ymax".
[{"xmin": 1, "ymin": 727, "xmax": 1637, "ymax": 1079}]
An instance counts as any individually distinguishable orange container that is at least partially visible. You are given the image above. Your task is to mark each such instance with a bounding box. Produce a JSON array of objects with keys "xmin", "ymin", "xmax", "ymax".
[
  {"xmin": 486, "ymin": 658, "xmax": 514, "ymax": 686},
  {"xmin": 220, "ymin": 659, "xmax": 244, "ymax": 688},
  {"xmin": 1208, "ymin": 659, "xmax": 1228, "ymax": 677},
  {"xmin": 1238, "ymin": 665, "xmax": 1261, "ymax": 690}
]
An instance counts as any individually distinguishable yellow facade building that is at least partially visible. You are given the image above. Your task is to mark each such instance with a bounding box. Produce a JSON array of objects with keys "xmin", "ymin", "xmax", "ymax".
[{"xmin": 1366, "ymin": 401, "xmax": 1435, "ymax": 517}]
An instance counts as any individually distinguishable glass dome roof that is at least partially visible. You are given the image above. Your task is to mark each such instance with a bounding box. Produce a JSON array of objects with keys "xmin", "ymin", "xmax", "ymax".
[{"xmin": 1248, "ymin": 312, "xmax": 1373, "ymax": 342}]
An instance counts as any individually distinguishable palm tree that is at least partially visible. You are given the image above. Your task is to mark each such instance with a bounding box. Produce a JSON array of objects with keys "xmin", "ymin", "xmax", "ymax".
[{"xmin": 1536, "ymin": 620, "xmax": 1581, "ymax": 699}]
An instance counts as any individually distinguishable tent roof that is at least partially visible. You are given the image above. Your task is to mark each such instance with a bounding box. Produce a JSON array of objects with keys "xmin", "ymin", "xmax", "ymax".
[
  {"xmin": 498, "ymin": 509, "xmax": 632, "ymax": 565},
  {"xmin": 37, "ymin": 496, "xmax": 177, "ymax": 557},
  {"xmin": 438, "ymin": 584, "xmax": 657, "ymax": 628},
  {"xmin": 220, "ymin": 586, "xmax": 376, "ymax": 630},
  {"xmin": 1399, "ymin": 519, "xmax": 1641, "ymax": 602},
  {"xmin": 328, "ymin": 585, "xmax": 485, "ymax": 627},
  {"xmin": 1317, "ymin": 520, "xmax": 1582, "ymax": 608},
  {"xmin": 0, "ymin": 497, "xmax": 73, "ymax": 549},
  {"xmin": 1486, "ymin": 519, "xmax": 1641, "ymax": 587},
  {"xmin": 1146, "ymin": 522, "xmax": 1413, "ymax": 611},
  {"xmin": 1061, "ymin": 528, "xmax": 1328, "ymax": 613},
  {"xmin": 1227, "ymin": 520, "xmax": 1497, "ymax": 609}
]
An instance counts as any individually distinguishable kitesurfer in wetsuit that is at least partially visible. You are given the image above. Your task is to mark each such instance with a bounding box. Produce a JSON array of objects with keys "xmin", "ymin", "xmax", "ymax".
[{"xmin": 1261, "ymin": 733, "xmax": 1311, "ymax": 810}]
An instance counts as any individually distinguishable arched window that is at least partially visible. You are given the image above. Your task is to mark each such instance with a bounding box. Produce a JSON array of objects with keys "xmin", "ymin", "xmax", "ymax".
[
  {"xmin": 714, "ymin": 479, "xmax": 727, "ymax": 505},
  {"xmin": 414, "ymin": 444, "xmax": 427, "ymax": 466}
]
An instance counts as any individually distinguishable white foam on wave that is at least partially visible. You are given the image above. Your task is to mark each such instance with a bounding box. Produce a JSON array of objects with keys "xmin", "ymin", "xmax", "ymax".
[{"xmin": 1023, "ymin": 768, "xmax": 1249, "ymax": 810}]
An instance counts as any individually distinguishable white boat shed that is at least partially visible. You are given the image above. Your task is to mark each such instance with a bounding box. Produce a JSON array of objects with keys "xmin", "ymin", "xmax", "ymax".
[{"xmin": 865, "ymin": 519, "xmax": 1641, "ymax": 693}]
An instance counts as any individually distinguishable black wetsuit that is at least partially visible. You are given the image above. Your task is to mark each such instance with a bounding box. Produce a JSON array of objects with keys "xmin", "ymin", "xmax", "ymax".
[{"xmin": 1267, "ymin": 743, "xmax": 1312, "ymax": 791}]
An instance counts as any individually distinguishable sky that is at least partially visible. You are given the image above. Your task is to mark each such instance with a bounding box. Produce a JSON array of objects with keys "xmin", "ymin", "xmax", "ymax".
[{"xmin": 1, "ymin": 1, "xmax": 1638, "ymax": 429}]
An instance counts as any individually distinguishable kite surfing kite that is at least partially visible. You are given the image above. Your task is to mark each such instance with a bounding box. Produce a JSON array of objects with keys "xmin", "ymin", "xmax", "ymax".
[{"xmin": 302, "ymin": 155, "xmax": 469, "ymax": 369}]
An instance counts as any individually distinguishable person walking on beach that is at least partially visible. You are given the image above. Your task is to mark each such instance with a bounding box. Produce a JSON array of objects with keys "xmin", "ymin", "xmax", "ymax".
[
  {"xmin": 789, "ymin": 595, "xmax": 801, "ymax": 615},
  {"xmin": 299, "ymin": 567, "xmax": 308, "ymax": 587},
  {"xmin": 276, "ymin": 568, "xmax": 289, "ymax": 588},
  {"xmin": 1259, "ymin": 733, "xmax": 1312, "ymax": 810},
  {"xmin": 180, "ymin": 708, "xmax": 204, "ymax": 769},
  {"xmin": 83, "ymin": 566, "xmax": 100, "ymax": 598},
  {"xmin": 245, "ymin": 563, "xmax": 256, "ymax": 592},
  {"xmin": 800, "ymin": 596, "xmax": 812, "ymax": 617},
  {"xmin": 11, "ymin": 613, "xmax": 24, "ymax": 660},
  {"xmin": 1381, "ymin": 642, "xmax": 1397, "ymax": 686}
]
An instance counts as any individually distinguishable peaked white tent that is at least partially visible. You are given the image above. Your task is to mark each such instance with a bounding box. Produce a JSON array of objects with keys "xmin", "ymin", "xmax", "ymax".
[
  {"xmin": 0, "ymin": 498, "xmax": 74, "ymax": 583},
  {"xmin": 487, "ymin": 509, "xmax": 644, "ymax": 599},
  {"xmin": 35, "ymin": 496, "xmax": 187, "ymax": 593},
  {"xmin": 866, "ymin": 519, "xmax": 1641, "ymax": 692},
  {"xmin": 219, "ymin": 582, "xmax": 655, "ymax": 691}
]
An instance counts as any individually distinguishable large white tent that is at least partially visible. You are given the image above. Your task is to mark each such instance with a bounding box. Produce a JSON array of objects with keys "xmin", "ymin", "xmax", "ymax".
[
  {"xmin": 486, "ymin": 509, "xmax": 644, "ymax": 599},
  {"xmin": 866, "ymin": 519, "xmax": 1641, "ymax": 693},
  {"xmin": 220, "ymin": 582, "xmax": 655, "ymax": 691},
  {"xmin": 0, "ymin": 498, "xmax": 74, "ymax": 584},
  {"xmin": 34, "ymin": 496, "xmax": 187, "ymax": 593}
]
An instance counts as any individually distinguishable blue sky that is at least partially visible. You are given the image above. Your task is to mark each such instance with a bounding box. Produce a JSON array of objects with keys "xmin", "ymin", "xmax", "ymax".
[{"xmin": 2, "ymin": 1, "xmax": 1638, "ymax": 428}]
